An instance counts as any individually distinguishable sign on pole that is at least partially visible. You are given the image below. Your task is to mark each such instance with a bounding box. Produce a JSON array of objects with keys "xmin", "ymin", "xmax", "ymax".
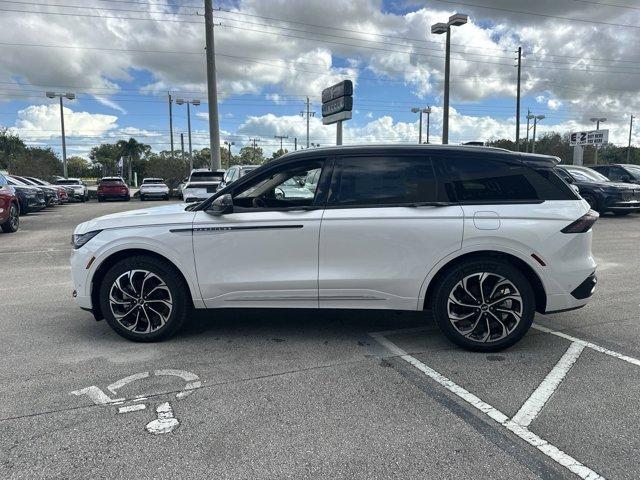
[
  {"xmin": 569, "ymin": 129, "xmax": 609, "ymax": 146},
  {"xmin": 322, "ymin": 80, "xmax": 353, "ymax": 145}
]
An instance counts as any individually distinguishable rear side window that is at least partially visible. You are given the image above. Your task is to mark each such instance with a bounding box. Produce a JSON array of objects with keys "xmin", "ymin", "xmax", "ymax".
[
  {"xmin": 329, "ymin": 156, "xmax": 437, "ymax": 206},
  {"xmin": 441, "ymin": 157, "xmax": 575, "ymax": 203}
]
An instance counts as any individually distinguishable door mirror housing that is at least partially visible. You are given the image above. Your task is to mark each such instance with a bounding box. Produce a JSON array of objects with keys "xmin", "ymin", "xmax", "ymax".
[{"xmin": 208, "ymin": 194, "xmax": 233, "ymax": 216}]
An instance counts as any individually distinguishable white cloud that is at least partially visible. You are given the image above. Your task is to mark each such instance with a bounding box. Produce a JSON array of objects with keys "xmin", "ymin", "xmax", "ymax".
[
  {"xmin": 8, "ymin": 104, "xmax": 118, "ymax": 140},
  {"xmin": 547, "ymin": 99, "xmax": 562, "ymax": 110}
]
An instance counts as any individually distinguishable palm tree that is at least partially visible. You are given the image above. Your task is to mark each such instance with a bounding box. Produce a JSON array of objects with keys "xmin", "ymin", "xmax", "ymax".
[{"xmin": 116, "ymin": 138, "xmax": 151, "ymax": 185}]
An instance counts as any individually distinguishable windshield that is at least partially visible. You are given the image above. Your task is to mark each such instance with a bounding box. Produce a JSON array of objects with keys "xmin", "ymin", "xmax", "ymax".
[
  {"xmin": 564, "ymin": 168, "xmax": 609, "ymax": 182},
  {"xmin": 190, "ymin": 172, "xmax": 224, "ymax": 182},
  {"xmin": 56, "ymin": 180, "xmax": 81, "ymax": 185}
]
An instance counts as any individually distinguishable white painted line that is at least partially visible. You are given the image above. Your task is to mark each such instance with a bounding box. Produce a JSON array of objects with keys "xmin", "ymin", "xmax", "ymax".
[
  {"xmin": 145, "ymin": 402, "xmax": 179, "ymax": 435},
  {"xmin": 70, "ymin": 385, "xmax": 123, "ymax": 405},
  {"xmin": 512, "ymin": 342, "xmax": 585, "ymax": 428},
  {"xmin": 533, "ymin": 324, "xmax": 640, "ymax": 368},
  {"xmin": 118, "ymin": 404, "xmax": 146, "ymax": 414},
  {"xmin": 370, "ymin": 332, "xmax": 605, "ymax": 480},
  {"xmin": 154, "ymin": 369, "xmax": 199, "ymax": 381}
]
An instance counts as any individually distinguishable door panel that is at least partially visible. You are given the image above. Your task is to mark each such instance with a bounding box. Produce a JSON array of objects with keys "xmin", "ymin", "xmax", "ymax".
[
  {"xmin": 193, "ymin": 209, "xmax": 322, "ymax": 308},
  {"xmin": 319, "ymin": 206, "xmax": 463, "ymax": 309}
]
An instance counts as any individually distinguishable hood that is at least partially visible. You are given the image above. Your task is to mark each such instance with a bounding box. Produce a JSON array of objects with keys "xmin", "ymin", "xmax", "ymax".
[
  {"xmin": 602, "ymin": 181, "xmax": 638, "ymax": 190},
  {"xmin": 75, "ymin": 203, "xmax": 195, "ymax": 234}
]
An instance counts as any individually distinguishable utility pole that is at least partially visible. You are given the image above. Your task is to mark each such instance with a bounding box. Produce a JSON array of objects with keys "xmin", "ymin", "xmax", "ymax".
[
  {"xmin": 274, "ymin": 135, "xmax": 288, "ymax": 153},
  {"xmin": 249, "ymin": 138, "xmax": 260, "ymax": 163},
  {"xmin": 590, "ymin": 117, "xmax": 606, "ymax": 165},
  {"xmin": 525, "ymin": 108, "xmax": 531, "ymax": 153},
  {"xmin": 516, "ymin": 47, "xmax": 522, "ymax": 151},
  {"xmin": 46, "ymin": 92, "xmax": 75, "ymax": 178},
  {"xmin": 204, "ymin": 0, "xmax": 221, "ymax": 170},
  {"xmin": 531, "ymin": 114, "xmax": 545, "ymax": 153},
  {"xmin": 181, "ymin": 133, "xmax": 185, "ymax": 161},
  {"xmin": 168, "ymin": 92, "xmax": 174, "ymax": 158},
  {"xmin": 426, "ymin": 106, "xmax": 431, "ymax": 144},
  {"xmin": 300, "ymin": 97, "xmax": 315, "ymax": 148},
  {"xmin": 627, "ymin": 115, "xmax": 635, "ymax": 162},
  {"xmin": 294, "ymin": 137, "xmax": 297, "ymax": 151}
]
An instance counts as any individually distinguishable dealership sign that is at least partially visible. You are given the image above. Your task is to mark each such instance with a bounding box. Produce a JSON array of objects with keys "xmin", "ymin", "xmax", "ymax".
[
  {"xmin": 322, "ymin": 80, "xmax": 353, "ymax": 126},
  {"xmin": 569, "ymin": 129, "xmax": 609, "ymax": 146}
]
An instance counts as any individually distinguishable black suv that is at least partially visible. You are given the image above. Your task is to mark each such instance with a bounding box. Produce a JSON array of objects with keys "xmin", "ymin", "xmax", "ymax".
[
  {"xmin": 590, "ymin": 164, "xmax": 640, "ymax": 185},
  {"xmin": 556, "ymin": 165, "xmax": 640, "ymax": 215}
]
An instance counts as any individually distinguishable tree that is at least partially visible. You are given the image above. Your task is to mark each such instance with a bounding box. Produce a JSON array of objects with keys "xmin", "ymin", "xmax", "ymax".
[
  {"xmin": 0, "ymin": 128, "xmax": 27, "ymax": 171},
  {"xmin": 11, "ymin": 147, "xmax": 61, "ymax": 180},
  {"xmin": 89, "ymin": 143, "xmax": 123, "ymax": 177},
  {"xmin": 271, "ymin": 148, "xmax": 288, "ymax": 160},
  {"xmin": 238, "ymin": 146, "xmax": 265, "ymax": 165},
  {"xmin": 67, "ymin": 156, "xmax": 100, "ymax": 178},
  {"xmin": 144, "ymin": 151, "xmax": 190, "ymax": 189}
]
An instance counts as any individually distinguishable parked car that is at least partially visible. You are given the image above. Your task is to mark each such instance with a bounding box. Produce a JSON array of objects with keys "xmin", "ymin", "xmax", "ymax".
[
  {"xmin": 97, "ymin": 177, "xmax": 130, "ymax": 202},
  {"xmin": 556, "ymin": 165, "xmax": 640, "ymax": 215},
  {"xmin": 23, "ymin": 176, "xmax": 69, "ymax": 204},
  {"xmin": 176, "ymin": 177, "xmax": 188, "ymax": 200},
  {"xmin": 589, "ymin": 164, "xmax": 640, "ymax": 185},
  {"xmin": 54, "ymin": 178, "xmax": 88, "ymax": 202},
  {"xmin": 139, "ymin": 178, "xmax": 170, "ymax": 201},
  {"xmin": 71, "ymin": 145, "xmax": 597, "ymax": 351},
  {"xmin": 274, "ymin": 176, "xmax": 315, "ymax": 200},
  {"xmin": 5, "ymin": 175, "xmax": 46, "ymax": 214},
  {"xmin": 216, "ymin": 165, "xmax": 259, "ymax": 191},
  {"xmin": 182, "ymin": 169, "xmax": 225, "ymax": 203},
  {"xmin": 12, "ymin": 175, "xmax": 59, "ymax": 207},
  {"xmin": 0, "ymin": 172, "xmax": 19, "ymax": 233}
]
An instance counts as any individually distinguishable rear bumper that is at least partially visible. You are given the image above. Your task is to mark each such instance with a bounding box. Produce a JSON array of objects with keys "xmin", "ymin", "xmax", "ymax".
[{"xmin": 571, "ymin": 272, "xmax": 597, "ymax": 300}]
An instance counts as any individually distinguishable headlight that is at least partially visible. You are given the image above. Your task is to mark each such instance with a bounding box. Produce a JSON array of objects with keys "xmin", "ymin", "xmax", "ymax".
[{"xmin": 72, "ymin": 230, "xmax": 102, "ymax": 249}]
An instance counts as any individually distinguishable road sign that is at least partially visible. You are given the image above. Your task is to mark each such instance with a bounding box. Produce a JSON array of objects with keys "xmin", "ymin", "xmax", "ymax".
[
  {"xmin": 321, "ymin": 80, "xmax": 353, "ymax": 144},
  {"xmin": 569, "ymin": 129, "xmax": 609, "ymax": 146},
  {"xmin": 322, "ymin": 96, "xmax": 353, "ymax": 117},
  {"xmin": 322, "ymin": 110, "xmax": 352, "ymax": 126}
]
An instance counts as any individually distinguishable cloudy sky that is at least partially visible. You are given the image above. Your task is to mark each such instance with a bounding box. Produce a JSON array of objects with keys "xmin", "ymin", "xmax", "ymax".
[{"xmin": 0, "ymin": 0, "xmax": 639, "ymax": 157}]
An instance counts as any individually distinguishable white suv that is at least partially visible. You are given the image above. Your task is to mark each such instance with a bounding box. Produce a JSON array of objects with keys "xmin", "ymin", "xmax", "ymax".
[
  {"xmin": 182, "ymin": 169, "xmax": 225, "ymax": 203},
  {"xmin": 70, "ymin": 146, "xmax": 597, "ymax": 351}
]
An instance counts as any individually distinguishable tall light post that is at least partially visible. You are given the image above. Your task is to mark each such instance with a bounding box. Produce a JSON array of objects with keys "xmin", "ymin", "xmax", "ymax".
[
  {"xmin": 411, "ymin": 107, "xmax": 431, "ymax": 144},
  {"xmin": 590, "ymin": 117, "xmax": 606, "ymax": 165},
  {"xmin": 224, "ymin": 140, "xmax": 234, "ymax": 168},
  {"xmin": 176, "ymin": 98, "xmax": 200, "ymax": 167},
  {"xmin": 431, "ymin": 13, "xmax": 468, "ymax": 145},
  {"xmin": 531, "ymin": 114, "xmax": 545, "ymax": 153},
  {"xmin": 46, "ymin": 92, "xmax": 75, "ymax": 178}
]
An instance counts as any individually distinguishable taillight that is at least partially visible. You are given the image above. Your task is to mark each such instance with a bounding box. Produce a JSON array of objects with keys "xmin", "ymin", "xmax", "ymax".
[{"xmin": 561, "ymin": 210, "xmax": 599, "ymax": 234}]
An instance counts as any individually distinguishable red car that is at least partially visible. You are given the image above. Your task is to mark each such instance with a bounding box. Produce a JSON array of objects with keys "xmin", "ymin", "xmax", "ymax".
[
  {"xmin": 97, "ymin": 177, "xmax": 130, "ymax": 202},
  {"xmin": 0, "ymin": 172, "xmax": 20, "ymax": 233}
]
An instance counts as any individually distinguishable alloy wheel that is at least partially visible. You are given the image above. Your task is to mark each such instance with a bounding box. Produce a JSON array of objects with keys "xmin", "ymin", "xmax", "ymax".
[
  {"xmin": 446, "ymin": 272, "xmax": 523, "ymax": 343},
  {"xmin": 108, "ymin": 269, "xmax": 173, "ymax": 334},
  {"xmin": 9, "ymin": 204, "xmax": 19, "ymax": 230}
]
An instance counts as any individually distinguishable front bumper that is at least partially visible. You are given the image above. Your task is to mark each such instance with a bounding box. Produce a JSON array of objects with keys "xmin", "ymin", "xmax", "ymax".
[{"xmin": 607, "ymin": 200, "xmax": 640, "ymax": 211}]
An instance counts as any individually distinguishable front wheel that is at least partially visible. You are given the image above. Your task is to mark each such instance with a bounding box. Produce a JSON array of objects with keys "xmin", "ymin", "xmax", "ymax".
[
  {"xmin": 432, "ymin": 260, "xmax": 535, "ymax": 352},
  {"xmin": 1, "ymin": 203, "xmax": 19, "ymax": 233},
  {"xmin": 99, "ymin": 256, "xmax": 190, "ymax": 342}
]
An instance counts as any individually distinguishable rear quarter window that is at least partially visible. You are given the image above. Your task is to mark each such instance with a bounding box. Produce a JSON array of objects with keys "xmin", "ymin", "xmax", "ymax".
[{"xmin": 440, "ymin": 156, "xmax": 576, "ymax": 203}]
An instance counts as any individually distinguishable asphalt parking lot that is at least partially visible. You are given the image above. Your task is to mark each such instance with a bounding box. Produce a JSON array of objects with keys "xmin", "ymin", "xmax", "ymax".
[{"xmin": 1, "ymin": 201, "xmax": 639, "ymax": 479}]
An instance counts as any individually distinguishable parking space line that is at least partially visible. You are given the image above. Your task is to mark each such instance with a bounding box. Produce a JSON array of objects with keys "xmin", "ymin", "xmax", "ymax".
[
  {"xmin": 533, "ymin": 324, "xmax": 640, "ymax": 367},
  {"xmin": 512, "ymin": 342, "xmax": 585, "ymax": 428},
  {"xmin": 370, "ymin": 332, "xmax": 605, "ymax": 480}
]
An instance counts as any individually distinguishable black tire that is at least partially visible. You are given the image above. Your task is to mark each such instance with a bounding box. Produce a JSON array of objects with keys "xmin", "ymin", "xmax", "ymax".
[
  {"xmin": 612, "ymin": 211, "xmax": 630, "ymax": 216},
  {"xmin": 140, "ymin": 195, "xmax": 145, "ymax": 201},
  {"xmin": 1, "ymin": 203, "xmax": 19, "ymax": 233},
  {"xmin": 125, "ymin": 196, "xmax": 131, "ymax": 202},
  {"xmin": 98, "ymin": 196, "xmax": 104, "ymax": 203},
  {"xmin": 581, "ymin": 194, "xmax": 599, "ymax": 212},
  {"xmin": 431, "ymin": 259, "xmax": 535, "ymax": 352},
  {"xmin": 99, "ymin": 255, "xmax": 190, "ymax": 342}
]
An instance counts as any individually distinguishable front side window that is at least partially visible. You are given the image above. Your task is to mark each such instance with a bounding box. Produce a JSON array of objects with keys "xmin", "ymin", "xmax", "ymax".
[
  {"xmin": 233, "ymin": 160, "xmax": 324, "ymax": 210},
  {"xmin": 329, "ymin": 156, "xmax": 437, "ymax": 207},
  {"xmin": 608, "ymin": 167, "xmax": 631, "ymax": 182},
  {"xmin": 441, "ymin": 157, "xmax": 566, "ymax": 203}
]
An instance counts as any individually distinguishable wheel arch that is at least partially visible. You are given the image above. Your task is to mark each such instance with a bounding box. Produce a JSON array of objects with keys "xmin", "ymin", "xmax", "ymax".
[
  {"xmin": 422, "ymin": 250, "xmax": 547, "ymax": 314},
  {"xmin": 90, "ymin": 248, "xmax": 195, "ymax": 321}
]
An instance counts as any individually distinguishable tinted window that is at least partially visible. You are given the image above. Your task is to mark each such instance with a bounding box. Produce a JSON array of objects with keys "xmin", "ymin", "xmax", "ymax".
[
  {"xmin": 330, "ymin": 156, "xmax": 437, "ymax": 206},
  {"xmin": 608, "ymin": 167, "xmax": 630, "ymax": 182},
  {"xmin": 190, "ymin": 171, "xmax": 224, "ymax": 182},
  {"xmin": 56, "ymin": 179, "xmax": 81, "ymax": 185},
  {"xmin": 99, "ymin": 179, "xmax": 125, "ymax": 185},
  {"xmin": 143, "ymin": 179, "xmax": 164, "ymax": 184},
  {"xmin": 442, "ymin": 157, "xmax": 574, "ymax": 202}
]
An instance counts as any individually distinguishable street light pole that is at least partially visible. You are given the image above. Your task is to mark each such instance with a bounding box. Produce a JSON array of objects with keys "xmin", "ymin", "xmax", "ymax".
[
  {"xmin": 432, "ymin": 14, "xmax": 468, "ymax": 145},
  {"xmin": 411, "ymin": 107, "xmax": 431, "ymax": 144},
  {"xmin": 176, "ymin": 99, "xmax": 200, "ymax": 170},
  {"xmin": 426, "ymin": 106, "xmax": 431, "ymax": 144},
  {"xmin": 628, "ymin": 115, "xmax": 635, "ymax": 163},
  {"xmin": 590, "ymin": 117, "xmax": 606, "ymax": 165},
  {"xmin": 46, "ymin": 91, "xmax": 75, "ymax": 178}
]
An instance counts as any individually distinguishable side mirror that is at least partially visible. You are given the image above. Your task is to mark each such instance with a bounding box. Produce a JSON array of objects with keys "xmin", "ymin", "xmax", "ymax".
[{"xmin": 208, "ymin": 194, "xmax": 233, "ymax": 216}]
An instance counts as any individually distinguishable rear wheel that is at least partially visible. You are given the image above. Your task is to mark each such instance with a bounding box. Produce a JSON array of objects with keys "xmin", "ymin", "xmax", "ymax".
[
  {"xmin": 432, "ymin": 260, "xmax": 535, "ymax": 352},
  {"xmin": 581, "ymin": 193, "xmax": 599, "ymax": 212},
  {"xmin": 1, "ymin": 203, "xmax": 19, "ymax": 233},
  {"xmin": 99, "ymin": 256, "xmax": 190, "ymax": 342}
]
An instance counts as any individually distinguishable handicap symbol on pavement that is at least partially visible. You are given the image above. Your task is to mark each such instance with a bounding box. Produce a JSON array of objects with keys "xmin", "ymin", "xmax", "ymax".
[{"xmin": 70, "ymin": 369, "xmax": 201, "ymax": 434}]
